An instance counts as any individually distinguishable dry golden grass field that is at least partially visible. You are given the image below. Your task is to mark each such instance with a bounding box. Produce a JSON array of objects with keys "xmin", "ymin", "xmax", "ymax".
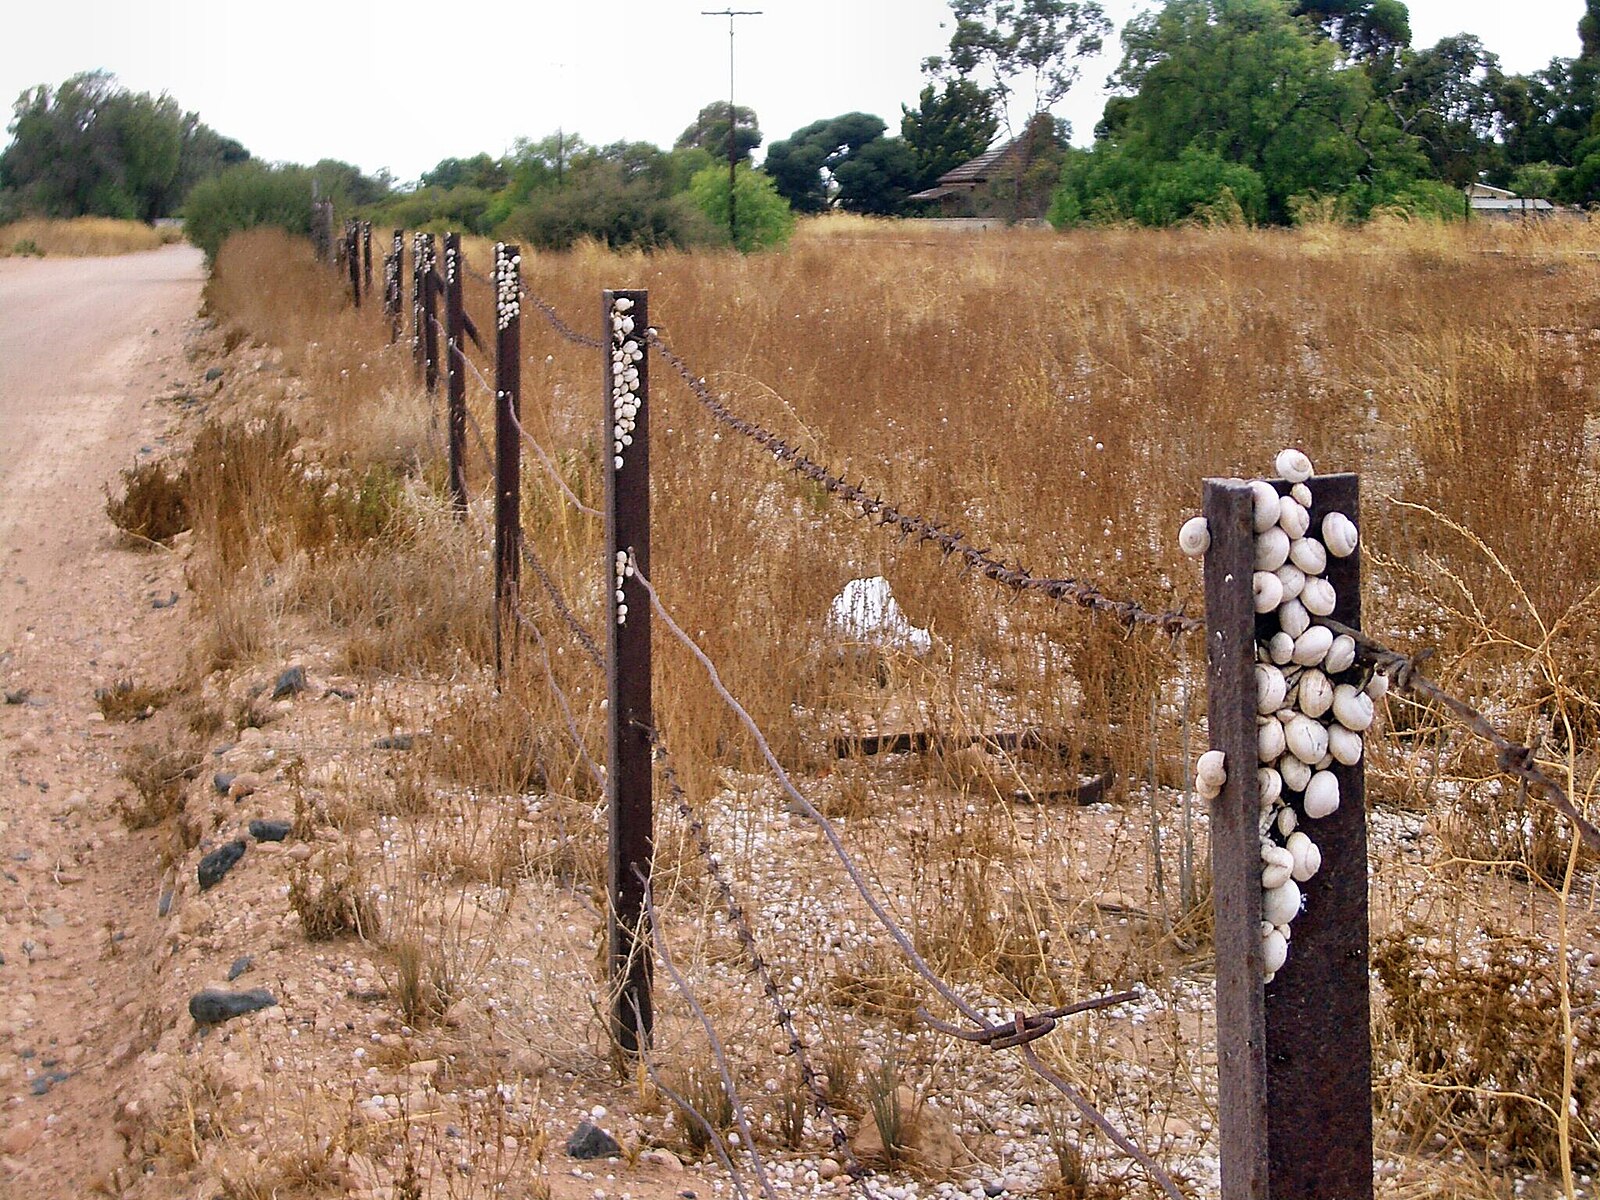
[
  {"xmin": 0, "ymin": 216, "xmax": 180, "ymax": 257},
  {"xmin": 103, "ymin": 215, "xmax": 1600, "ymax": 1200}
]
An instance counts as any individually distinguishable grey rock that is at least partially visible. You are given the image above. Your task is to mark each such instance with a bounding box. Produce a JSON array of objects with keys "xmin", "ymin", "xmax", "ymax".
[
  {"xmin": 270, "ymin": 665, "xmax": 306, "ymax": 700},
  {"xmin": 188, "ymin": 988, "xmax": 276, "ymax": 1025},
  {"xmin": 204, "ymin": 367, "xmax": 224, "ymax": 382},
  {"xmin": 248, "ymin": 818, "xmax": 292, "ymax": 843},
  {"xmin": 157, "ymin": 888, "xmax": 174, "ymax": 917},
  {"xmin": 984, "ymin": 1184, "xmax": 1005, "ymax": 1197},
  {"xmin": 213, "ymin": 772, "xmax": 235, "ymax": 795},
  {"xmin": 30, "ymin": 1071, "xmax": 68, "ymax": 1096},
  {"xmin": 198, "ymin": 839, "xmax": 247, "ymax": 890},
  {"xmin": 227, "ymin": 955, "xmax": 253, "ymax": 981},
  {"xmin": 4, "ymin": 689, "xmax": 28, "ymax": 705},
  {"xmin": 151, "ymin": 592, "xmax": 179, "ymax": 610},
  {"xmin": 374, "ymin": 734, "xmax": 414, "ymax": 751},
  {"xmin": 565, "ymin": 1120, "xmax": 620, "ymax": 1159}
]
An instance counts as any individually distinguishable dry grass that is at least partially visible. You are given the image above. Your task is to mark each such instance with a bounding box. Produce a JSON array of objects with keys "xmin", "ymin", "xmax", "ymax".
[
  {"xmin": 0, "ymin": 216, "xmax": 179, "ymax": 257},
  {"xmin": 173, "ymin": 217, "xmax": 1600, "ymax": 1197}
]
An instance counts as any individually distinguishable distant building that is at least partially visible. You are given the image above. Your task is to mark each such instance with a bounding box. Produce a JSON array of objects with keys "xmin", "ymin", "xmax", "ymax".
[
  {"xmin": 909, "ymin": 139, "xmax": 1032, "ymax": 216},
  {"xmin": 1466, "ymin": 183, "xmax": 1556, "ymax": 219}
]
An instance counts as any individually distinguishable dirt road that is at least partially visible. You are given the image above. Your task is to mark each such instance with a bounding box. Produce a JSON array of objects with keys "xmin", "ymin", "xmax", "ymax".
[{"xmin": 0, "ymin": 244, "xmax": 204, "ymax": 1193}]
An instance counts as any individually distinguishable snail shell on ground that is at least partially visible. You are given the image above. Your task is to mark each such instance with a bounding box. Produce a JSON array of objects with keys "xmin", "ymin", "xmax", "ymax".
[
  {"xmin": 1178, "ymin": 515, "xmax": 1210, "ymax": 557},
  {"xmin": 1263, "ymin": 878, "xmax": 1302, "ymax": 925},
  {"xmin": 1251, "ymin": 480, "xmax": 1283, "ymax": 533},
  {"xmin": 1279, "ymin": 598, "xmax": 1311, "ymax": 639},
  {"xmin": 1275, "ymin": 448, "xmax": 1314, "ymax": 483},
  {"xmin": 1333, "ymin": 684, "xmax": 1375, "ymax": 732},
  {"xmin": 1253, "ymin": 571, "xmax": 1285, "ymax": 613},
  {"xmin": 1304, "ymin": 770, "xmax": 1340, "ymax": 819},
  {"xmin": 1301, "ymin": 576, "xmax": 1338, "ymax": 617},
  {"xmin": 1289, "ymin": 536, "xmax": 1328, "ymax": 576},
  {"xmin": 1255, "ymin": 526, "xmax": 1291, "ymax": 571},
  {"xmin": 1323, "ymin": 511, "xmax": 1358, "ymax": 557}
]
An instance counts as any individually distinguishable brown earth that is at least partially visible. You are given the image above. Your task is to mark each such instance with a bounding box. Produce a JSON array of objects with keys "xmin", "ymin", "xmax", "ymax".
[{"xmin": 0, "ymin": 245, "xmax": 206, "ymax": 1194}]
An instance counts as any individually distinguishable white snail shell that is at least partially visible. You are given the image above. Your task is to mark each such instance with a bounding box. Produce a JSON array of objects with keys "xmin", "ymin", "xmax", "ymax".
[
  {"xmin": 1277, "ymin": 497, "xmax": 1311, "ymax": 540},
  {"xmin": 1366, "ymin": 672, "xmax": 1390, "ymax": 700},
  {"xmin": 1303, "ymin": 770, "xmax": 1341, "ymax": 818},
  {"xmin": 1290, "ymin": 482, "xmax": 1313, "ymax": 507},
  {"xmin": 1275, "ymin": 448, "xmax": 1314, "ymax": 483},
  {"xmin": 1323, "ymin": 511, "xmax": 1358, "ymax": 558},
  {"xmin": 1287, "ymin": 831, "xmax": 1322, "ymax": 882},
  {"xmin": 1267, "ymin": 631, "xmax": 1296, "ymax": 665},
  {"xmin": 1253, "ymin": 570, "xmax": 1285, "ymax": 613},
  {"xmin": 1258, "ymin": 767, "xmax": 1283, "ymax": 808},
  {"xmin": 1328, "ymin": 723, "xmax": 1363, "ymax": 766},
  {"xmin": 1256, "ymin": 665, "xmax": 1287, "ymax": 714},
  {"xmin": 1291, "ymin": 625, "xmax": 1335, "ymax": 667},
  {"xmin": 1332, "ymin": 684, "xmax": 1375, "ymax": 732},
  {"xmin": 1263, "ymin": 927, "xmax": 1290, "ymax": 976},
  {"xmin": 1276, "ymin": 805, "xmax": 1298, "ymax": 835},
  {"xmin": 1258, "ymin": 717, "xmax": 1287, "ymax": 763},
  {"xmin": 1297, "ymin": 669, "xmax": 1334, "ymax": 719},
  {"xmin": 1196, "ymin": 749, "xmax": 1228, "ymax": 794},
  {"xmin": 1301, "ymin": 577, "xmax": 1338, "ymax": 617},
  {"xmin": 1280, "ymin": 754, "xmax": 1312, "ymax": 793},
  {"xmin": 1250, "ymin": 480, "xmax": 1282, "ymax": 533},
  {"xmin": 1275, "ymin": 562, "xmax": 1307, "ymax": 601},
  {"xmin": 1279, "ymin": 598, "xmax": 1311, "ymax": 639},
  {"xmin": 1262, "ymin": 842, "xmax": 1294, "ymax": 870},
  {"xmin": 1285, "ymin": 714, "xmax": 1330, "ymax": 765},
  {"xmin": 1255, "ymin": 526, "xmax": 1291, "ymax": 571},
  {"xmin": 1289, "ymin": 536, "xmax": 1328, "ymax": 577},
  {"xmin": 1324, "ymin": 634, "xmax": 1357, "ymax": 675},
  {"xmin": 1179, "ymin": 515, "xmax": 1211, "ymax": 557},
  {"xmin": 1262, "ymin": 878, "xmax": 1302, "ymax": 926}
]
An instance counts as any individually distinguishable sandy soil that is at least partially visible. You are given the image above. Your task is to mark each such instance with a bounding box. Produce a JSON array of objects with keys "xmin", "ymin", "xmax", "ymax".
[{"xmin": 0, "ymin": 244, "xmax": 205, "ymax": 1193}]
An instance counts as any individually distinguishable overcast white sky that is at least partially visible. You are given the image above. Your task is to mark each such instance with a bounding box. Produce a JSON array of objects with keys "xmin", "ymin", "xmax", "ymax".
[{"xmin": 0, "ymin": 1, "xmax": 1585, "ymax": 185}]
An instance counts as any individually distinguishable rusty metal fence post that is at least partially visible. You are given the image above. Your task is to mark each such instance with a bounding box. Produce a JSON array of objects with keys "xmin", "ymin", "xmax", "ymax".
[
  {"xmin": 444, "ymin": 232, "xmax": 467, "ymax": 517},
  {"xmin": 1204, "ymin": 472, "xmax": 1372, "ymax": 1200},
  {"xmin": 493, "ymin": 244, "xmax": 522, "ymax": 675},
  {"xmin": 385, "ymin": 230, "xmax": 403, "ymax": 342},
  {"xmin": 604, "ymin": 288, "xmax": 652, "ymax": 1054},
  {"xmin": 419, "ymin": 233, "xmax": 439, "ymax": 395},
  {"xmin": 362, "ymin": 221, "xmax": 372, "ymax": 295},
  {"xmin": 346, "ymin": 221, "xmax": 361, "ymax": 307}
]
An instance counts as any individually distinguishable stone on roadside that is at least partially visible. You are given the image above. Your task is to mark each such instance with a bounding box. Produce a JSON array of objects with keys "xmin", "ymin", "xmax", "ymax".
[
  {"xmin": 565, "ymin": 1120, "xmax": 620, "ymax": 1160},
  {"xmin": 227, "ymin": 772, "xmax": 262, "ymax": 800},
  {"xmin": 227, "ymin": 955, "xmax": 253, "ymax": 981},
  {"xmin": 198, "ymin": 840, "xmax": 247, "ymax": 890},
  {"xmin": 248, "ymin": 818, "xmax": 292, "ymax": 843},
  {"xmin": 270, "ymin": 666, "xmax": 306, "ymax": 700},
  {"xmin": 188, "ymin": 988, "xmax": 276, "ymax": 1025},
  {"xmin": 212, "ymin": 772, "xmax": 235, "ymax": 796}
]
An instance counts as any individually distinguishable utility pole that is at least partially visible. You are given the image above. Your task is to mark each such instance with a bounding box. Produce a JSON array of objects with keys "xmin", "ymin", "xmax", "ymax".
[{"xmin": 702, "ymin": 8, "xmax": 762, "ymax": 249}]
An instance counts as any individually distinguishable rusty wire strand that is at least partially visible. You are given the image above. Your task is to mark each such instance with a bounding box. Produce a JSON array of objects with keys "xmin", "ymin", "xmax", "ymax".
[
  {"xmin": 507, "ymin": 602, "xmax": 607, "ymax": 793},
  {"xmin": 628, "ymin": 558, "xmax": 1179, "ymax": 1196},
  {"xmin": 505, "ymin": 407, "xmax": 604, "ymax": 519},
  {"xmin": 647, "ymin": 731, "xmax": 859, "ymax": 1175},
  {"xmin": 645, "ymin": 330, "xmax": 1202, "ymax": 637},
  {"xmin": 518, "ymin": 537, "xmax": 606, "ymax": 671},
  {"xmin": 521, "ymin": 284, "xmax": 603, "ymax": 349},
  {"xmin": 1320, "ymin": 616, "xmax": 1600, "ymax": 855}
]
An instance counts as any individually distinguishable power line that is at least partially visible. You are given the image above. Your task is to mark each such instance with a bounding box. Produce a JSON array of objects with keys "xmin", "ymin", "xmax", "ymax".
[{"xmin": 701, "ymin": 8, "xmax": 763, "ymax": 248}]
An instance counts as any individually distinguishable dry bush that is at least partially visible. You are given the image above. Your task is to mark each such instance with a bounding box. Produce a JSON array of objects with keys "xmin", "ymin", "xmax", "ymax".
[
  {"xmin": 288, "ymin": 845, "xmax": 380, "ymax": 941},
  {"xmin": 95, "ymin": 678, "xmax": 170, "ymax": 722},
  {"xmin": 105, "ymin": 461, "xmax": 190, "ymax": 542},
  {"xmin": 0, "ymin": 216, "xmax": 173, "ymax": 257},
  {"xmin": 117, "ymin": 739, "xmax": 202, "ymax": 831},
  {"xmin": 1374, "ymin": 928, "xmax": 1600, "ymax": 1172}
]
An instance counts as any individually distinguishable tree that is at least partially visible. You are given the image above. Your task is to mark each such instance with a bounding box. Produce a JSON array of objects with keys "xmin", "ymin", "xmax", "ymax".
[
  {"xmin": 183, "ymin": 162, "xmax": 312, "ymax": 261},
  {"xmin": 901, "ymin": 80, "xmax": 1000, "ymax": 190},
  {"xmin": 1291, "ymin": 0, "xmax": 1411, "ymax": 64},
  {"xmin": 686, "ymin": 163, "xmax": 794, "ymax": 250},
  {"xmin": 1383, "ymin": 35, "xmax": 1500, "ymax": 187},
  {"xmin": 834, "ymin": 138, "xmax": 923, "ymax": 214},
  {"xmin": 675, "ymin": 101, "xmax": 762, "ymax": 164},
  {"xmin": 925, "ymin": 0, "xmax": 1111, "ymax": 137},
  {"xmin": 763, "ymin": 113, "xmax": 889, "ymax": 212},
  {"xmin": 421, "ymin": 153, "xmax": 508, "ymax": 192}
]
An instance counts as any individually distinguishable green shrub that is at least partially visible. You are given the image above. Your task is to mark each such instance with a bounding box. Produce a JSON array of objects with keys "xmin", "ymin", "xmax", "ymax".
[
  {"xmin": 183, "ymin": 162, "xmax": 311, "ymax": 261},
  {"xmin": 687, "ymin": 162, "xmax": 794, "ymax": 251}
]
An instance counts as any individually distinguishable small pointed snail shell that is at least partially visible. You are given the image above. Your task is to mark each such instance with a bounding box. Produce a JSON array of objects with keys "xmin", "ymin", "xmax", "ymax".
[
  {"xmin": 1303, "ymin": 770, "xmax": 1341, "ymax": 818},
  {"xmin": 1287, "ymin": 831, "xmax": 1322, "ymax": 881},
  {"xmin": 1255, "ymin": 526, "xmax": 1291, "ymax": 571},
  {"xmin": 1274, "ymin": 448, "xmax": 1314, "ymax": 483},
  {"xmin": 1322, "ymin": 511, "xmax": 1358, "ymax": 558},
  {"xmin": 1250, "ymin": 480, "xmax": 1282, "ymax": 533},
  {"xmin": 1178, "ymin": 515, "xmax": 1210, "ymax": 557},
  {"xmin": 1301, "ymin": 576, "xmax": 1338, "ymax": 617},
  {"xmin": 1253, "ymin": 570, "xmax": 1285, "ymax": 613},
  {"xmin": 1289, "ymin": 536, "xmax": 1328, "ymax": 576},
  {"xmin": 1280, "ymin": 754, "xmax": 1312, "ymax": 793},
  {"xmin": 1262, "ymin": 878, "xmax": 1302, "ymax": 926},
  {"xmin": 1332, "ymin": 683, "xmax": 1375, "ymax": 732}
]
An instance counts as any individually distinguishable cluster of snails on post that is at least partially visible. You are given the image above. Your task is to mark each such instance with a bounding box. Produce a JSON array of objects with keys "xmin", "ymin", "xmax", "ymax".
[
  {"xmin": 1180, "ymin": 450, "xmax": 1388, "ymax": 984},
  {"xmin": 610, "ymin": 296, "xmax": 643, "ymax": 473},
  {"xmin": 494, "ymin": 244, "xmax": 521, "ymax": 330},
  {"xmin": 613, "ymin": 549, "xmax": 634, "ymax": 626}
]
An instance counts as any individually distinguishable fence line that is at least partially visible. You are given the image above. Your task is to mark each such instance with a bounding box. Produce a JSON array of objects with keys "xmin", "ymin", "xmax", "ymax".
[{"xmin": 326, "ymin": 219, "xmax": 1600, "ymax": 1198}]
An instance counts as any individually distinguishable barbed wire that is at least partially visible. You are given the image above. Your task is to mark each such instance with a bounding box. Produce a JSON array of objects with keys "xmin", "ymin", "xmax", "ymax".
[
  {"xmin": 626, "ymin": 557, "xmax": 1181, "ymax": 1198},
  {"xmin": 647, "ymin": 730, "xmax": 860, "ymax": 1176},
  {"xmin": 644, "ymin": 331, "xmax": 1202, "ymax": 638},
  {"xmin": 519, "ymin": 537, "xmax": 606, "ymax": 671},
  {"xmin": 521, "ymin": 284, "xmax": 604, "ymax": 349},
  {"xmin": 1321, "ymin": 616, "xmax": 1600, "ymax": 855},
  {"xmin": 508, "ymin": 601, "xmax": 608, "ymax": 794},
  {"xmin": 505, "ymin": 407, "xmax": 604, "ymax": 519}
]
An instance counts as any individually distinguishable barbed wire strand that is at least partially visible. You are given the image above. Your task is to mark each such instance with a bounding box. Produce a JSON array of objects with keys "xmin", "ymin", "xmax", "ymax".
[
  {"xmin": 627, "ymin": 558, "xmax": 1181, "ymax": 1199},
  {"xmin": 521, "ymin": 284, "xmax": 604, "ymax": 349},
  {"xmin": 519, "ymin": 537, "xmax": 606, "ymax": 671},
  {"xmin": 648, "ymin": 732, "xmax": 860, "ymax": 1175},
  {"xmin": 638, "ymin": 869, "xmax": 781, "ymax": 1200},
  {"xmin": 505, "ymin": 407, "xmax": 604, "ymax": 519},
  {"xmin": 645, "ymin": 329, "xmax": 1202, "ymax": 638},
  {"xmin": 508, "ymin": 602, "xmax": 608, "ymax": 794},
  {"xmin": 1321, "ymin": 616, "xmax": 1600, "ymax": 855}
]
